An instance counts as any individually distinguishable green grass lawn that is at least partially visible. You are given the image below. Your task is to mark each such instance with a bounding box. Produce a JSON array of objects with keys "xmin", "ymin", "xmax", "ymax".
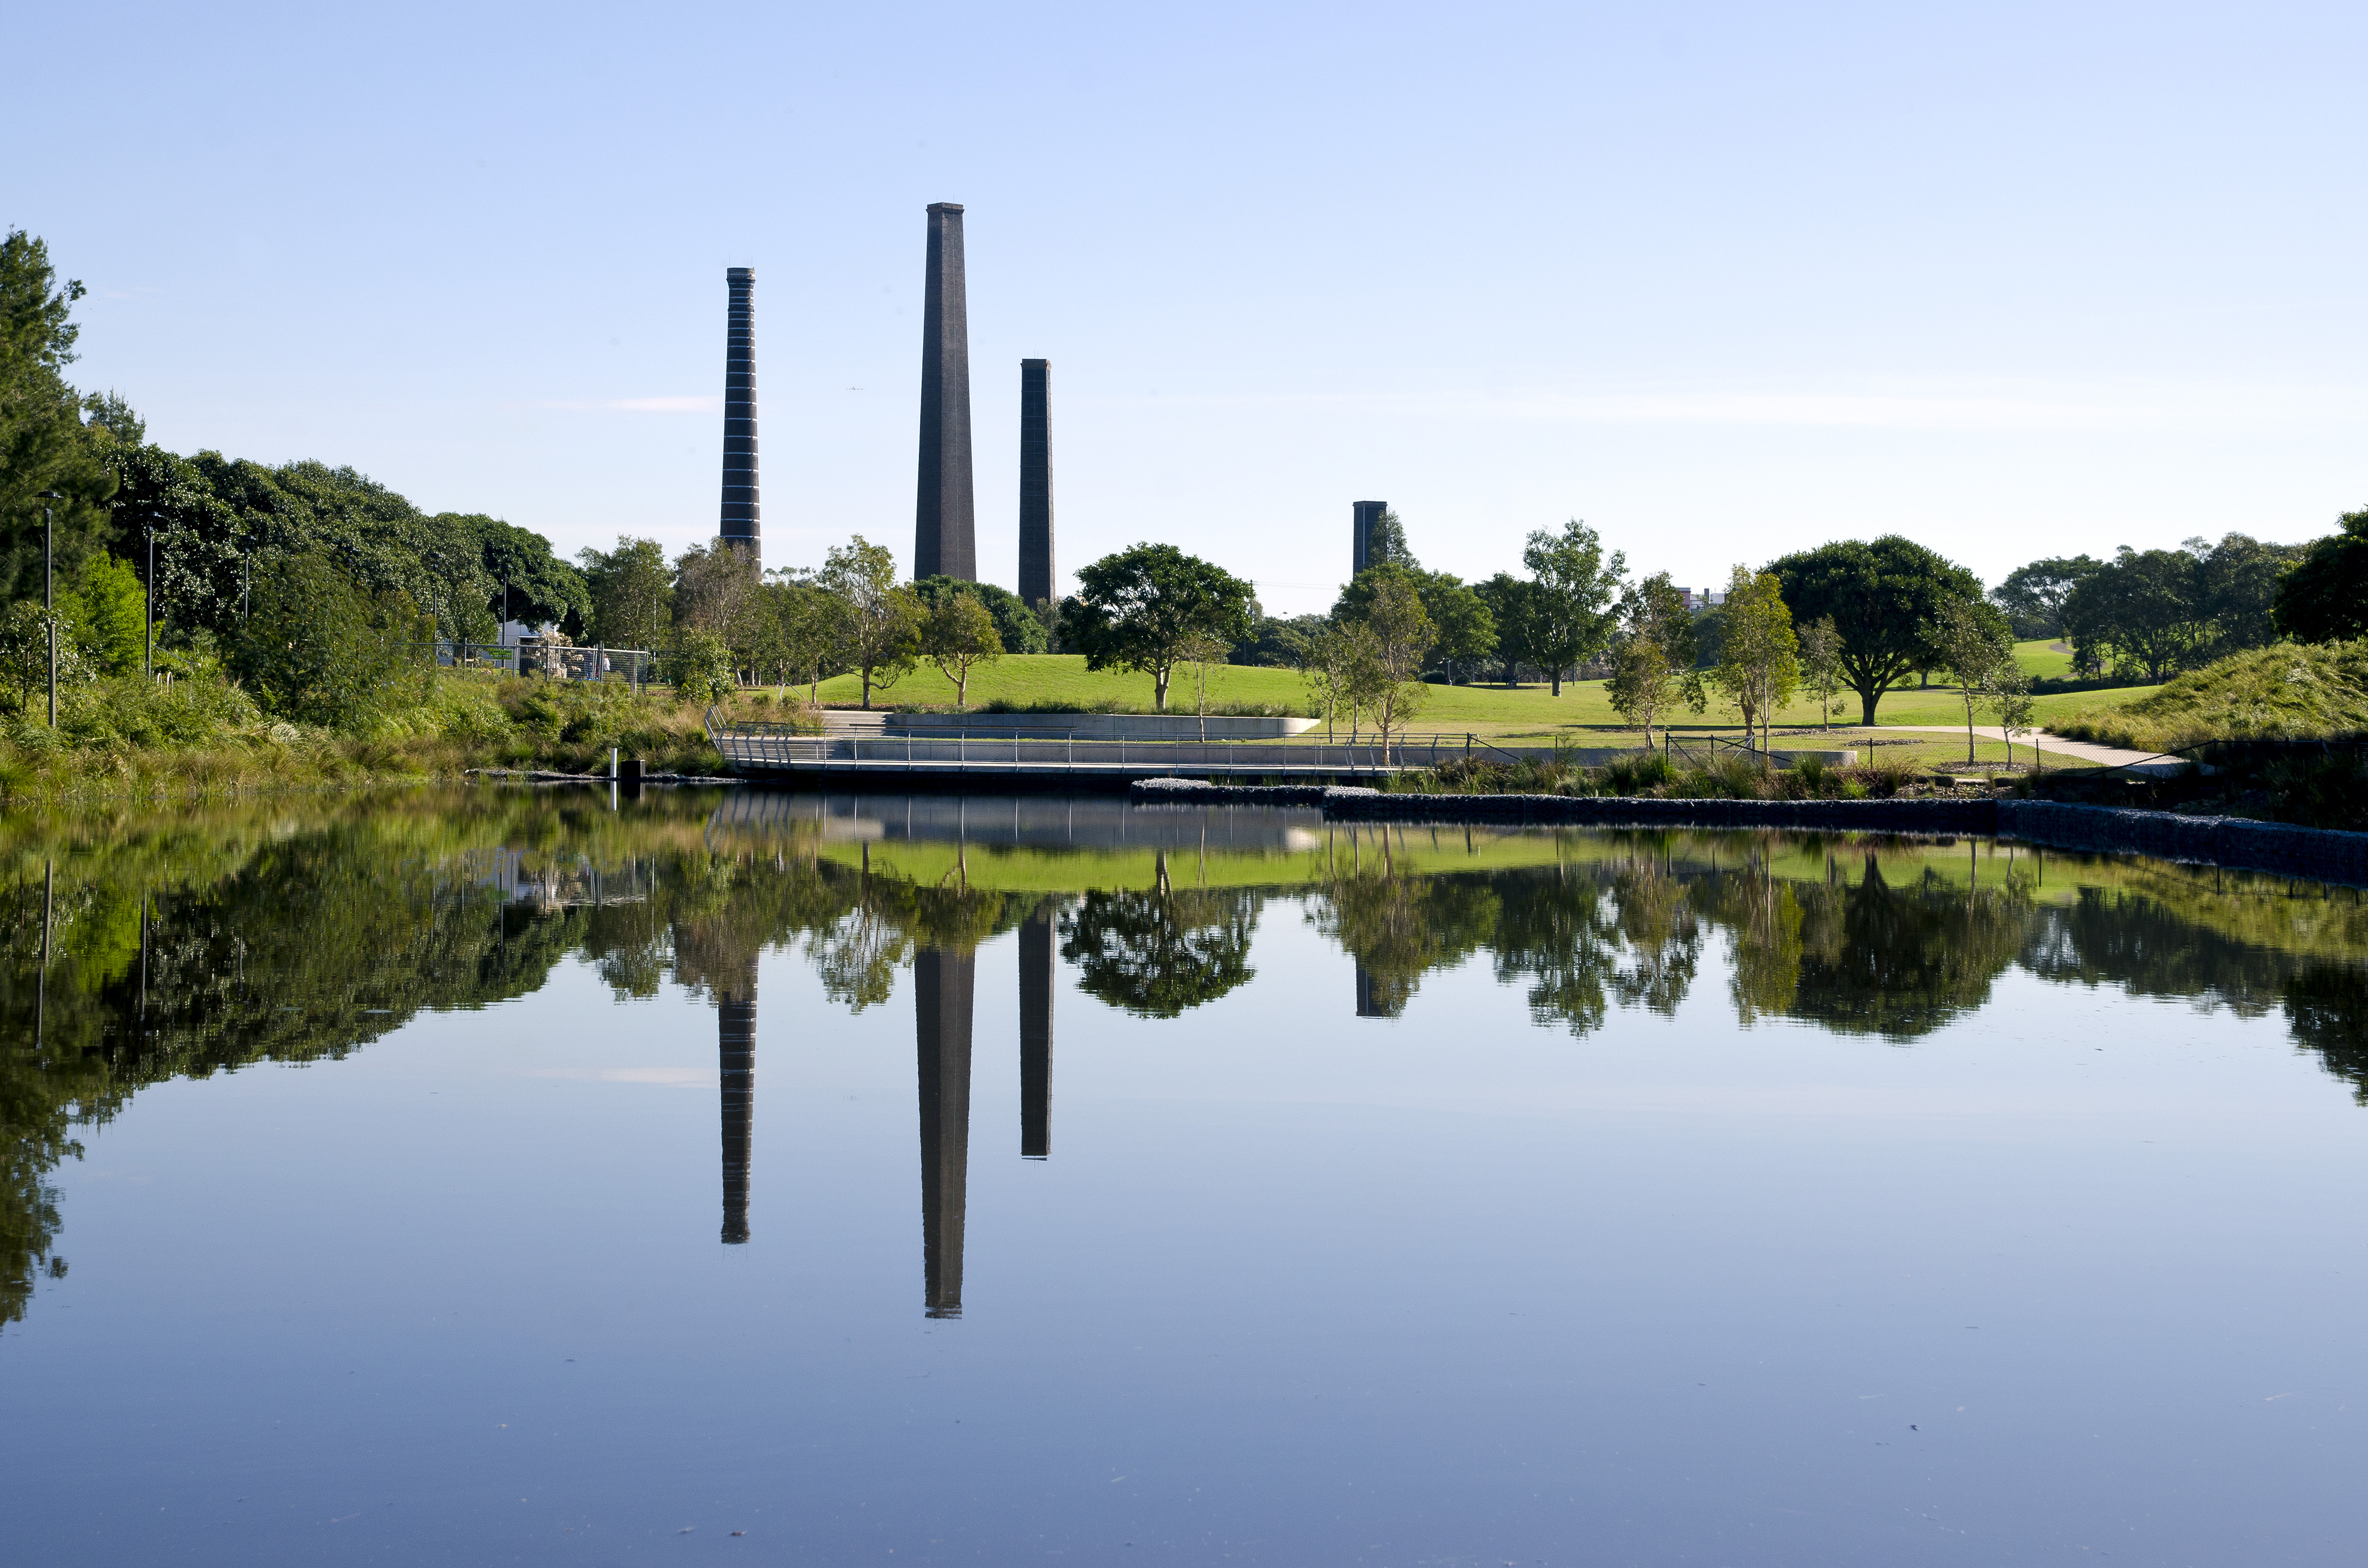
[
  {"xmin": 2012, "ymin": 638, "xmax": 2076, "ymax": 680},
  {"xmin": 802, "ymin": 653, "xmax": 2150, "ymax": 746}
]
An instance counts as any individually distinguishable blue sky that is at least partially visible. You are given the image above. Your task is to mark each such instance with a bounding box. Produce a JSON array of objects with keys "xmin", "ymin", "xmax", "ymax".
[{"xmin": 12, "ymin": 1, "xmax": 2364, "ymax": 613}]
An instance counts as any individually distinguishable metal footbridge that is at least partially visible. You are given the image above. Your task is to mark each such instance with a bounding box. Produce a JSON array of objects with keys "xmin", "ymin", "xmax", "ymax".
[{"xmin": 702, "ymin": 710, "xmax": 1555, "ymax": 784}]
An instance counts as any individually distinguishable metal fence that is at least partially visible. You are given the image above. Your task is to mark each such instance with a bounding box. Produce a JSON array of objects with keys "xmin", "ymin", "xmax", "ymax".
[
  {"xmin": 419, "ymin": 642, "xmax": 656, "ymax": 688},
  {"xmin": 704, "ymin": 716, "xmax": 1544, "ymax": 777}
]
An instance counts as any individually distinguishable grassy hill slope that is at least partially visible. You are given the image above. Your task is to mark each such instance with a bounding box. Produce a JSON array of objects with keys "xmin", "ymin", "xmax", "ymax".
[
  {"xmin": 805, "ymin": 654, "xmax": 2146, "ymax": 740},
  {"xmin": 2053, "ymin": 641, "xmax": 2368, "ymax": 752}
]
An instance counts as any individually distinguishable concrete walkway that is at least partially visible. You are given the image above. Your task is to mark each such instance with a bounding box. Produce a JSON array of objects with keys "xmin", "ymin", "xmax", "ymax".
[{"xmin": 1872, "ymin": 725, "xmax": 2183, "ymax": 774}]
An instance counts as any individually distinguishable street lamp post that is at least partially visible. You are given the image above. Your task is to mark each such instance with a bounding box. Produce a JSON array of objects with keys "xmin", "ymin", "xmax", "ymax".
[
  {"xmin": 145, "ymin": 521, "xmax": 155, "ymax": 681},
  {"xmin": 39, "ymin": 491, "xmax": 61, "ymax": 726}
]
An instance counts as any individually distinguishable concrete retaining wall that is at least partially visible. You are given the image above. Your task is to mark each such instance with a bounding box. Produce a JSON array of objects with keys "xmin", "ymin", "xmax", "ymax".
[{"xmin": 890, "ymin": 713, "xmax": 1319, "ymax": 740}]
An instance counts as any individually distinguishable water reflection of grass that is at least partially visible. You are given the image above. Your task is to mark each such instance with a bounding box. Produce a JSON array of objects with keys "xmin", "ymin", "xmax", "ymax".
[{"xmin": 6, "ymin": 792, "xmax": 2362, "ymax": 1336}]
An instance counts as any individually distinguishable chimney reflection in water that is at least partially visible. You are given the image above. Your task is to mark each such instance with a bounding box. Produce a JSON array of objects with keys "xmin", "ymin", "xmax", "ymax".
[
  {"xmin": 718, "ymin": 962, "xmax": 756, "ymax": 1245},
  {"xmin": 915, "ymin": 948, "xmax": 975, "ymax": 1318},
  {"xmin": 1019, "ymin": 905, "xmax": 1054, "ymax": 1159}
]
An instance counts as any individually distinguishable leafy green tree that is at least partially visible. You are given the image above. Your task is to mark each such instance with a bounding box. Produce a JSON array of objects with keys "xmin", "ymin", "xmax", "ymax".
[
  {"xmin": 1991, "ymin": 555, "xmax": 2102, "ymax": 639},
  {"xmin": 1797, "ymin": 614, "xmax": 1845, "ymax": 730},
  {"xmin": 673, "ymin": 538, "xmax": 765, "ymax": 677},
  {"xmin": 229, "ymin": 551, "xmax": 432, "ymax": 729},
  {"xmin": 2063, "ymin": 534, "xmax": 2305, "ymax": 681},
  {"xmin": 911, "ymin": 576, "xmax": 1047, "ymax": 653},
  {"xmin": 2062, "ymin": 546, "xmax": 2198, "ymax": 679},
  {"xmin": 763, "ymin": 573, "xmax": 846, "ymax": 700},
  {"xmin": 0, "ymin": 230, "xmax": 116, "ymax": 603},
  {"xmin": 1334, "ymin": 564, "xmax": 1495, "ymax": 685},
  {"xmin": 1767, "ymin": 536, "xmax": 1986, "ymax": 725},
  {"xmin": 1286, "ymin": 617, "xmax": 1372, "ymax": 741},
  {"xmin": 1474, "ymin": 572, "xmax": 1542, "ymax": 685},
  {"xmin": 817, "ymin": 535, "xmax": 919, "ymax": 709},
  {"xmin": 578, "ymin": 536, "xmax": 673, "ymax": 651},
  {"xmin": 1933, "ymin": 597, "xmax": 2014, "ymax": 763},
  {"xmin": 461, "ymin": 514, "xmax": 590, "ymax": 635},
  {"xmin": 1349, "ymin": 571, "xmax": 1436, "ymax": 757},
  {"xmin": 1986, "ymin": 660, "xmax": 2037, "ymax": 768},
  {"xmin": 66, "ymin": 552, "xmax": 146, "ymax": 674},
  {"xmin": 1710, "ymin": 567, "xmax": 1800, "ymax": 753},
  {"xmin": 0, "ymin": 600, "xmax": 87, "ymax": 714},
  {"xmin": 1604, "ymin": 572, "xmax": 1703, "ymax": 745},
  {"xmin": 1520, "ymin": 519, "xmax": 1626, "ymax": 696},
  {"xmin": 668, "ymin": 630, "xmax": 737, "ymax": 705},
  {"xmin": 1063, "ymin": 542, "xmax": 1256, "ymax": 711},
  {"xmin": 1235, "ymin": 609, "xmax": 1329, "ymax": 668},
  {"xmin": 1365, "ymin": 508, "xmax": 1416, "ymax": 570},
  {"xmin": 920, "ymin": 587, "xmax": 1002, "ymax": 709},
  {"xmin": 2273, "ymin": 507, "xmax": 2368, "ymax": 645}
]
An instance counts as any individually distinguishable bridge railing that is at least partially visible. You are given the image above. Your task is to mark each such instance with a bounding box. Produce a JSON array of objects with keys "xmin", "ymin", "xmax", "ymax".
[{"xmin": 701, "ymin": 727, "xmax": 1520, "ymax": 775}]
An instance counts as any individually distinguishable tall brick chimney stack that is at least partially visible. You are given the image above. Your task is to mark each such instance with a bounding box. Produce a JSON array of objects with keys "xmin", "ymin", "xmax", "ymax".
[
  {"xmin": 1018, "ymin": 359, "xmax": 1054, "ymax": 606},
  {"xmin": 720, "ymin": 267, "xmax": 760, "ymax": 570},
  {"xmin": 915, "ymin": 205, "xmax": 976, "ymax": 581}
]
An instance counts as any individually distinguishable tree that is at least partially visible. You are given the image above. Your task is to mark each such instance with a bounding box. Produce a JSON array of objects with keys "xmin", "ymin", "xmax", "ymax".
[
  {"xmin": 816, "ymin": 535, "xmax": 920, "ymax": 709},
  {"xmin": 1604, "ymin": 573, "xmax": 1703, "ymax": 746},
  {"xmin": 2061, "ymin": 535, "xmax": 2302, "ymax": 681},
  {"xmin": 1288, "ymin": 618, "xmax": 1371, "ymax": 741},
  {"xmin": 919, "ymin": 587, "xmax": 1002, "ymax": 709},
  {"xmin": 1767, "ymin": 536, "xmax": 1986, "ymax": 726},
  {"xmin": 464, "ymin": 514, "xmax": 591, "ymax": 635},
  {"xmin": 1933, "ymin": 598, "xmax": 2014, "ymax": 763},
  {"xmin": 674, "ymin": 538, "xmax": 772, "ymax": 682},
  {"xmin": 1235, "ymin": 610, "xmax": 1330, "ymax": 668},
  {"xmin": 1796, "ymin": 615, "xmax": 1845, "ymax": 731},
  {"xmin": 2061, "ymin": 546, "xmax": 2199, "ymax": 680},
  {"xmin": 66, "ymin": 552, "xmax": 146, "ymax": 675},
  {"xmin": 912, "ymin": 575, "xmax": 1047, "ymax": 653},
  {"xmin": 670, "ymin": 630, "xmax": 737, "ymax": 705},
  {"xmin": 1365, "ymin": 509, "xmax": 1416, "ymax": 570},
  {"xmin": 1986, "ymin": 661, "xmax": 2037, "ymax": 770},
  {"xmin": 2273, "ymin": 507, "xmax": 2368, "ymax": 644},
  {"xmin": 1063, "ymin": 542, "xmax": 1256, "ymax": 711},
  {"xmin": 1176, "ymin": 630, "xmax": 1232, "ymax": 741},
  {"xmin": 229, "ymin": 551, "xmax": 431, "ymax": 730},
  {"xmin": 0, "ymin": 600, "xmax": 86, "ymax": 714},
  {"xmin": 1335, "ymin": 564, "xmax": 1493, "ymax": 684},
  {"xmin": 1351, "ymin": 572, "xmax": 1437, "ymax": 760},
  {"xmin": 1521, "ymin": 519, "xmax": 1626, "ymax": 696},
  {"xmin": 1, "ymin": 230, "xmax": 117, "ymax": 604},
  {"xmin": 2190, "ymin": 533, "xmax": 2304, "ymax": 664},
  {"xmin": 578, "ymin": 536, "xmax": 673, "ymax": 652},
  {"xmin": 1474, "ymin": 573, "xmax": 1542, "ymax": 685},
  {"xmin": 765, "ymin": 572, "xmax": 846, "ymax": 701},
  {"xmin": 1710, "ymin": 567, "xmax": 1800, "ymax": 754},
  {"xmin": 1991, "ymin": 556, "xmax": 2101, "ymax": 639}
]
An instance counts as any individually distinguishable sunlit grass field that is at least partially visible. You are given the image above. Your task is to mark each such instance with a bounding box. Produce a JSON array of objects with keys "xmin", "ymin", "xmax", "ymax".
[{"xmin": 803, "ymin": 652, "xmax": 2147, "ymax": 749}]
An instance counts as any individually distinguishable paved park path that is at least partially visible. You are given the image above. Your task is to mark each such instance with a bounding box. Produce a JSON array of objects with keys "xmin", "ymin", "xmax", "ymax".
[{"xmin": 1874, "ymin": 725, "xmax": 2183, "ymax": 773}]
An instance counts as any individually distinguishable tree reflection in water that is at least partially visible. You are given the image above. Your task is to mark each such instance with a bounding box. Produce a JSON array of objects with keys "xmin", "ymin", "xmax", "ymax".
[
  {"xmin": 4, "ymin": 796, "xmax": 2366, "ymax": 1333},
  {"xmin": 1059, "ymin": 853, "xmax": 1258, "ymax": 1018}
]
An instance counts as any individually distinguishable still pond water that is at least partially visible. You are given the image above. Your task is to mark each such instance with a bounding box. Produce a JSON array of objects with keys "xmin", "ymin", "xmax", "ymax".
[{"xmin": 3, "ymin": 788, "xmax": 2365, "ymax": 1566}]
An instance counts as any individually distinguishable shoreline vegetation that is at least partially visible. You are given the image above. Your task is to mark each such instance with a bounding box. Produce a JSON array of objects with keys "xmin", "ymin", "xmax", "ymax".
[
  {"xmin": 5, "ymin": 637, "xmax": 2363, "ymax": 829},
  {"xmin": 0, "ymin": 668, "xmax": 808, "ymax": 806}
]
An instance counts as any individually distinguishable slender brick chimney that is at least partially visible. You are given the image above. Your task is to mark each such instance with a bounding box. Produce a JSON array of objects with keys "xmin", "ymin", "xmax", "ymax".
[
  {"xmin": 915, "ymin": 205, "xmax": 976, "ymax": 581},
  {"xmin": 1351, "ymin": 500, "xmax": 1387, "ymax": 577},
  {"xmin": 1018, "ymin": 359, "xmax": 1054, "ymax": 606},
  {"xmin": 720, "ymin": 267, "xmax": 761, "ymax": 570}
]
